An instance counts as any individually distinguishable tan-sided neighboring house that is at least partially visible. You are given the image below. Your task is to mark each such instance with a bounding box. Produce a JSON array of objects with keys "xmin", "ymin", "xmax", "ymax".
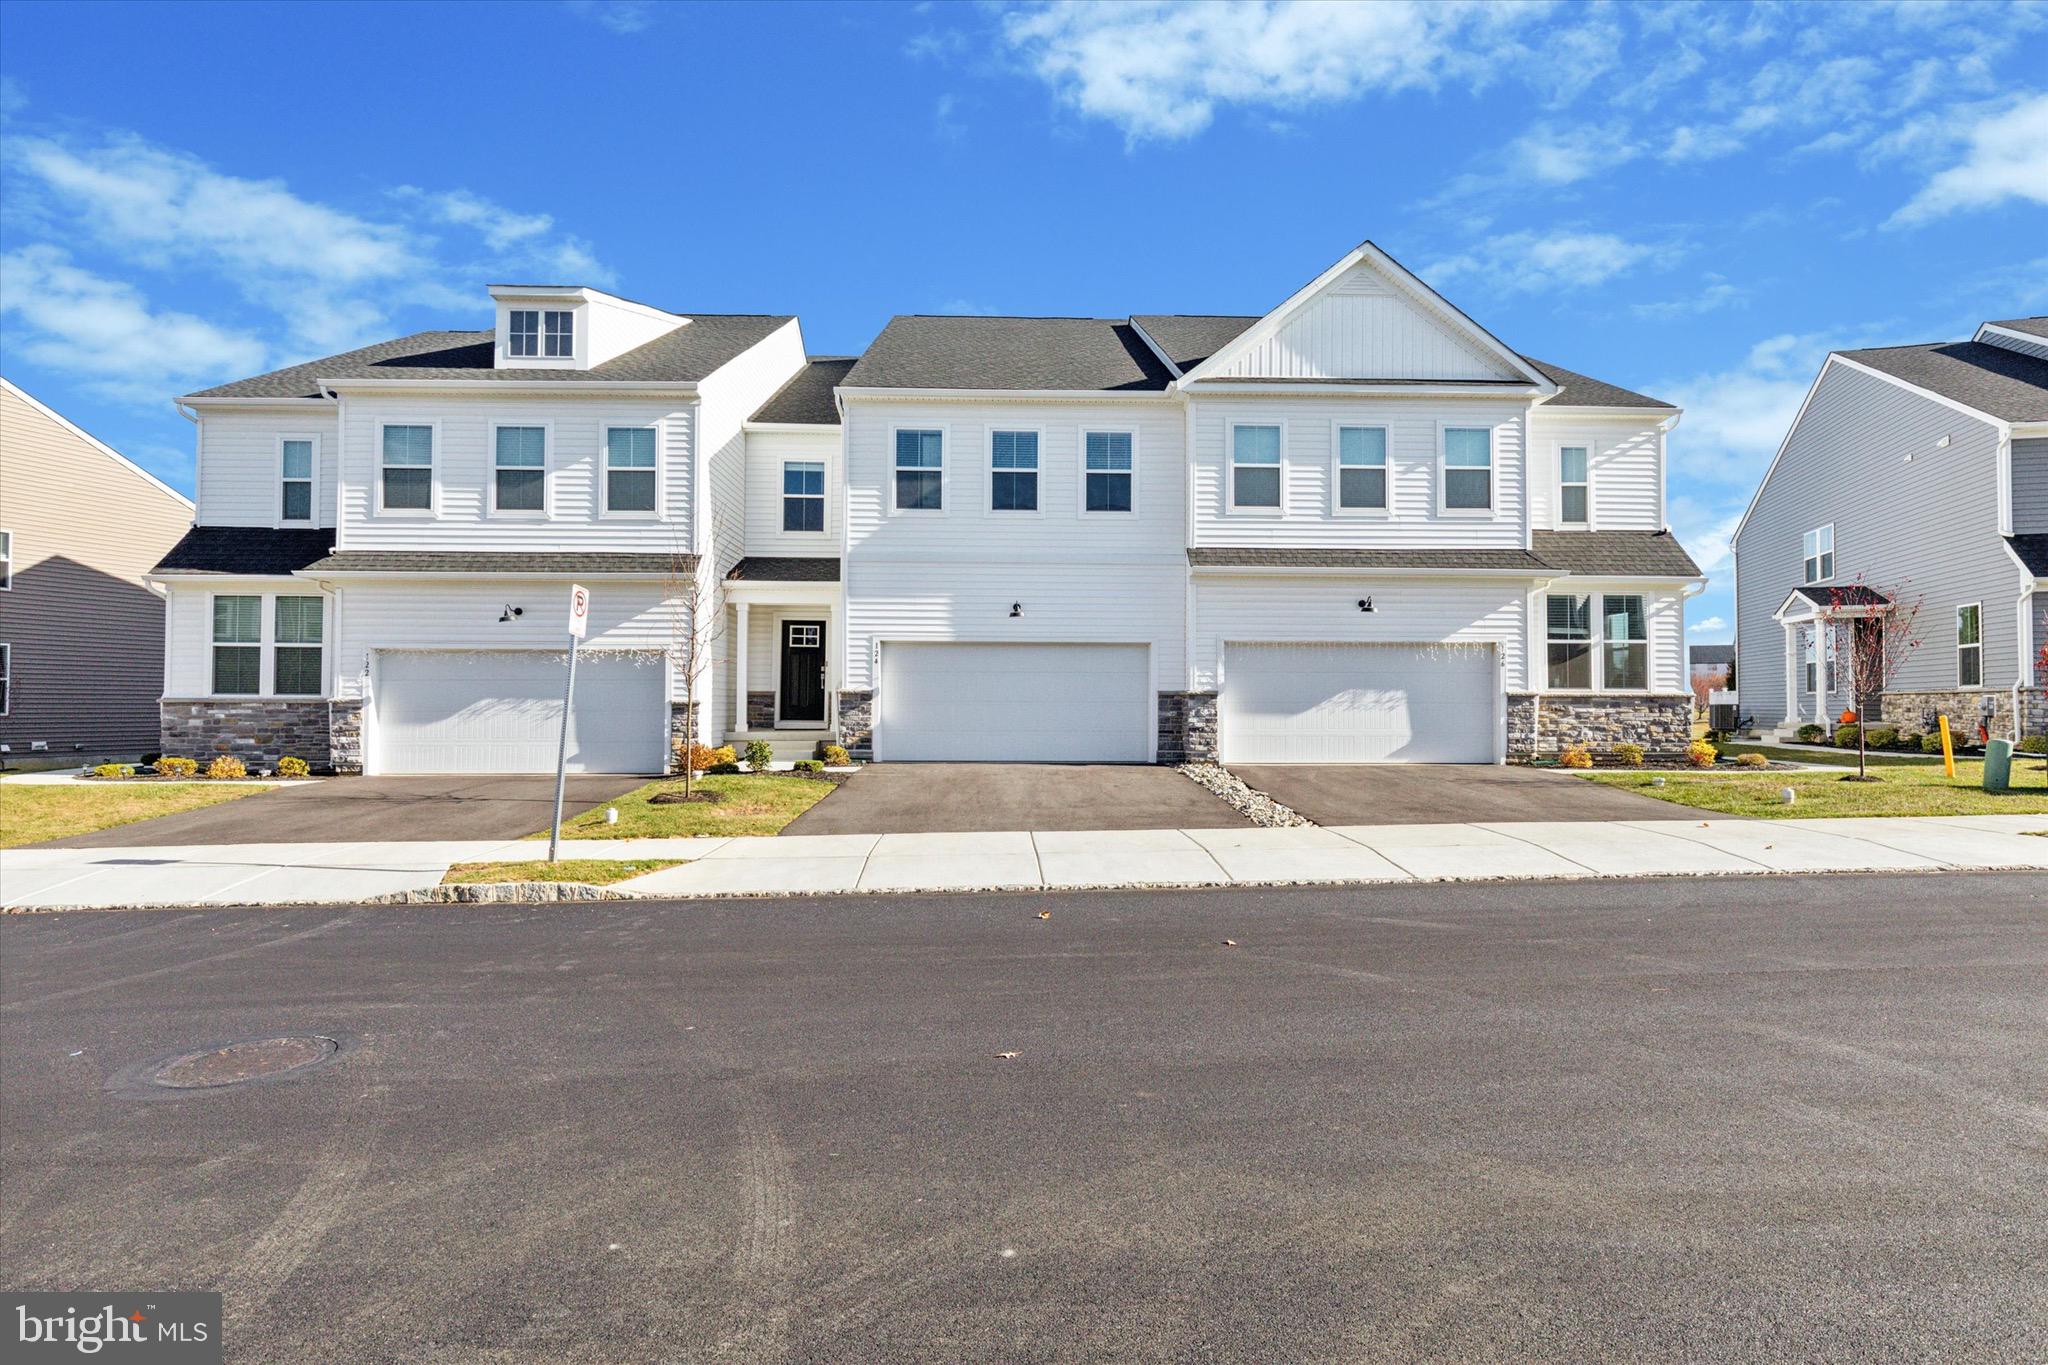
[{"xmin": 0, "ymin": 378, "xmax": 194, "ymax": 766}]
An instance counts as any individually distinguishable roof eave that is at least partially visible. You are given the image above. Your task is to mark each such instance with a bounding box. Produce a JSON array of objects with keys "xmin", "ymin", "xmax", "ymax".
[
  {"xmin": 836, "ymin": 386, "xmax": 1171, "ymax": 402},
  {"xmin": 319, "ymin": 377, "xmax": 699, "ymax": 393}
]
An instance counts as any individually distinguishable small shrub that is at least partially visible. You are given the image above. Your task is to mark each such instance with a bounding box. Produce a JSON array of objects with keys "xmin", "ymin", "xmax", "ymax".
[
  {"xmin": 682, "ymin": 742, "xmax": 738, "ymax": 773},
  {"xmin": 1613, "ymin": 741, "xmax": 1645, "ymax": 768},
  {"xmin": 1685, "ymin": 739, "xmax": 1717, "ymax": 768},
  {"xmin": 1864, "ymin": 727, "xmax": 1899, "ymax": 751},
  {"xmin": 820, "ymin": 743, "xmax": 850, "ymax": 766},
  {"xmin": 1920, "ymin": 732, "xmax": 1945, "ymax": 754},
  {"xmin": 276, "ymin": 756, "xmax": 311, "ymax": 778},
  {"xmin": 2017, "ymin": 735, "xmax": 2048, "ymax": 755},
  {"xmin": 1558, "ymin": 744, "xmax": 1593, "ymax": 770},
  {"xmin": 1735, "ymin": 752, "xmax": 1770, "ymax": 770},
  {"xmin": 1833, "ymin": 723, "xmax": 1861, "ymax": 748},
  {"xmin": 206, "ymin": 755, "xmax": 247, "ymax": 780},
  {"xmin": 706, "ymin": 761, "xmax": 742, "ymax": 775},
  {"xmin": 743, "ymin": 739, "xmax": 775, "ymax": 772},
  {"xmin": 92, "ymin": 762, "xmax": 135, "ymax": 779},
  {"xmin": 154, "ymin": 756, "xmax": 198, "ymax": 778},
  {"xmin": 1796, "ymin": 724, "xmax": 1826, "ymax": 745},
  {"xmin": 793, "ymin": 759, "xmax": 825, "ymax": 773}
]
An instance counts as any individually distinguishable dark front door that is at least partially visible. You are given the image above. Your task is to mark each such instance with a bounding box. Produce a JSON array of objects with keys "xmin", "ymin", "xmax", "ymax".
[{"xmin": 779, "ymin": 620, "xmax": 826, "ymax": 725}]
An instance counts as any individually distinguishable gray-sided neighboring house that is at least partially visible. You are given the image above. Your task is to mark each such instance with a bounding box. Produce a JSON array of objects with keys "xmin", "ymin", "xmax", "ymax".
[
  {"xmin": 1729, "ymin": 316, "xmax": 2048, "ymax": 743},
  {"xmin": 0, "ymin": 378, "xmax": 195, "ymax": 767}
]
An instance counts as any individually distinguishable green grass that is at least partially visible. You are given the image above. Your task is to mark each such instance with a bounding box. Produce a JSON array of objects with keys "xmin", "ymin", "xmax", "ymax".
[
  {"xmin": 0, "ymin": 781, "xmax": 269, "ymax": 849},
  {"xmin": 1582, "ymin": 760, "xmax": 2048, "ymax": 818},
  {"xmin": 443, "ymin": 859, "xmax": 681, "ymax": 886},
  {"xmin": 1719, "ymin": 741, "xmax": 1938, "ymax": 767},
  {"xmin": 528, "ymin": 772, "xmax": 834, "ymax": 839}
]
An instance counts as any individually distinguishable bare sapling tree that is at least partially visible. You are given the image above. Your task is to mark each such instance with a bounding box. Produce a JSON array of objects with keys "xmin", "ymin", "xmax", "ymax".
[
  {"xmin": 1690, "ymin": 664, "xmax": 1730, "ymax": 717},
  {"xmin": 665, "ymin": 551, "xmax": 727, "ymax": 801},
  {"xmin": 1821, "ymin": 577, "xmax": 1922, "ymax": 781}
]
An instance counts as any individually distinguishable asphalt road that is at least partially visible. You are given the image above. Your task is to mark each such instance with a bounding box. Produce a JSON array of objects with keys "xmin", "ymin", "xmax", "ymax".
[{"xmin": 4, "ymin": 875, "xmax": 2046, "ymax": 1362}]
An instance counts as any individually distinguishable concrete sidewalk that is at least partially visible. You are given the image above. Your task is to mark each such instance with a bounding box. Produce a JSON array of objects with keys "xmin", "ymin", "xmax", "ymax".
[{"xmin": 4, "ymin": 816, "xmax": 2045, "ymax": 909}]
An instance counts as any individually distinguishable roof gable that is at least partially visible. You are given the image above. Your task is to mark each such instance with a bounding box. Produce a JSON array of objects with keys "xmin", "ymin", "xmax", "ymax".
[{"xmin": 1180, "ymin": 242, "xmax": 1552, "ymax": 389}]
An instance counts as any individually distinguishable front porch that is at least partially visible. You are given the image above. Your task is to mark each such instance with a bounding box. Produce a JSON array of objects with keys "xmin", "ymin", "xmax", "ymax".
[
  {"xmin": 722, "ymin": 559, "xmax": 841, "ymax": 755},
  {"xmin": 1770, "ymin": 585, "xmax": 1889, "ymax": 738}
]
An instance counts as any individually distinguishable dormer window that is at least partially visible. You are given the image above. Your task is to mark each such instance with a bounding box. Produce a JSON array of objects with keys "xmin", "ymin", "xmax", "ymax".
[
  {"xmin": 507, "ymin": 308, "xmax": 574, "ymax": 359},
  {"xmin": 509, "ymin": 310, "xmax": 539, "ymax": 357},
  {"xmin": 544, "ymin": 310, "xmax": 574, "ymax": 357}
]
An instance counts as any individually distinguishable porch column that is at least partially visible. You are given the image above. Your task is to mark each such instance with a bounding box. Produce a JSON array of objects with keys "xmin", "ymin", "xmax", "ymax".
[
  {"xmin": 1814, "ymin": 621, "xmax": 1830, "ymax": 729},
  {"xmin": 1783, "ymin": 620, "xmax": 1799, "ymax": 726},
  {"xmin": 734, "ymin": 601, "xmax": 750, "ymax": 733}
]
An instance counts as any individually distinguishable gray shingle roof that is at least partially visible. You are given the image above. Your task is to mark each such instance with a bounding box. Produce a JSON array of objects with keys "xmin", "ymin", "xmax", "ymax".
[
  {"xmin": 189, "ymin": 316, "xmax": 794, "ymax": 399},
  {"xmin": 841, "ymin": 316, "xmax": 1174, "ymax": 392},
  {"xmin": 726, "ymin": 556, "xmax": 841, "ymax": 582},
  {"xmin": 1837, "ymin": 340, "xmax": 2048, "ymax": 422},
  {"xmin": 1989, "ymin": 317, "xmax": 2048, "ymax": 340},
  {"xmin": 1689, "ymin": 644, "xmax": 1735, "ymax": 667},
  {"xmin": 303, "ymin": 551, "xmax": 692, "ymax": 575},
  {"xmin": 1130, "ymin": 315, "xmax": 1257, "ymax": 373},
  {"xmin": 1189, "ymin": 547, "xmax": 1554, "ymax": 572},
  {"xmin": 1523, "ymin": 357, "xmax": 1675, "ymax": 409},
  {"xmin": 153, "ymin": 526, "xmax": 331, "ymax": 575},
  {"xmin": 1530, "ymin": 530, "xmax": 1701, "ymax": 577},
  {"xmin": 1788, "ymin": 584, "xmax": 1891, "ymax": 609},
  {"xmin": 2006, "ymin": 535, "xmax": 2048, "ymax": 576},
  {"xmin": 749, "ymin": 357, "xmax": 855, "ymax": 425}
]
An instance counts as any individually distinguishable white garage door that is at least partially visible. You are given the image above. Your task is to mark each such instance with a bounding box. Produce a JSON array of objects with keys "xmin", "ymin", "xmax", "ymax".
[
  {"xmin": 373, "ymin": 650, "xmax": 667, "ymax": 775},
  {"xmin": 876, "ymin": 642, "xmax": 1151, "ymax": 762},
  {"xmin": 1222, "ymin": 642, "xmax": 1497, "ymax": 764}
]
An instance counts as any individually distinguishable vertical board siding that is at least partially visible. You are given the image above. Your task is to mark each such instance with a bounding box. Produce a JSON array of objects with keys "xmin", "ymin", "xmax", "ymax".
[
  {"xmin": 1213, "ymin": 265, "xmax": 1516, "ymax": 381},
  {"xmin": 196, "ymin": 405, "xmax": 341, "ymax": 527},
  {"xmin": 1733, "ymin": 361, "xmax": 2014, "ymax": 726},
  {"xmin": 1526, "ymin": 416, "xmax": 1665, "ymax": 531},
  {"xmin": 2011, "ymin": 438, "xmax": 2048, "ymax": 534}
]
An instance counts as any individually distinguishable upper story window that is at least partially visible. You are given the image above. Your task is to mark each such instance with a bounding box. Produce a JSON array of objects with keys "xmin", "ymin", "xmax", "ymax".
[
  {"xmin": 507, "ymin": 309, "xmax": 575, "ymax": 359},
  {"xmin": 493, "ymin": 426, "xmax": 547, "ymax": 515},
  {"xmin": 1336, "ymin": 425, "xmax": 1388, "ymax": 513},
  {"xmin": 273, "ymin": 596, "xmax": 325, "ymax": 696},
  {"xmin": 1084, "ymin": 431, "xmax": 1133, "ymax": 513},
  {"xmin": 380, "ymin": 425, "xmax": 434, "ymax": 513},
  {"xmin": 1231, "ymin": 423, "xmax": 1282, "ymax": 510},
  {"xmin": 509, "ymin": 310, "xmax": 539, "ymax": 357},
  {"xmin": 1546, "ymin": 592, "xmax": 1648, "ymax": 691},
  {"xmin": 894, "ymin": 429, "xmax": 943, "ymax": 512},
  {"xmin": 991, "ymin": 431, "xmax": 1039, "ymax": 512},
  {"xmin": 1559, "ymin": 446, "xmax": 1589, "ymax": 526},
  {"xmin": 1802, "ymin": 525, "xmax": 1834, "ymax": 583},
  {"xmin": 0, "ymin": 529, "xmax": 12, "ymax": 590},
  {"xmin": 212, "ymin": 594, "xmax": 262, "ymax": 695},
  {"xmin": 280, "ymin": 439, "xmax": 314, "ymax": 523},
  {"xmin": 544, "ymin": 310, "xmax": 574, "ymax": 357},
  {"xmin": 783, "ymin": 461, "xmax": 825, "ymax": 532},
  {"xmin": 1441, "ymin": 427, "xmax": 1493, "ymax": 513},
  {"xmin": 1957, "ymin": 603, "xmax": 1982, "ymax": 687},
  {"xmin": 603, "ymin": 426, "xmax": 657, "ymax": 514}
]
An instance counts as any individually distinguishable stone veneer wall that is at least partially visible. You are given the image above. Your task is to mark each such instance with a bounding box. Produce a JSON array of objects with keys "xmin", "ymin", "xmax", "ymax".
[
  {"xmin": 2022, "ymin": 687, "xmax": 2048, "ymax": 740},
  {"xmin": 746, "ymin": 691, "xmax": 777, "ymax": 730},
  {"xmin": 328, "ymin": 699, "xmax": 364, "ymax": 774},
  {"xmin": 1506, "ymin": 693, "xmax": 1692, "ymax": 760},
  {"xmin": 1157, "ymin": 691, "xmax": 1218, "ymax": 764},
  {"xmin": 666, "ymin": 701, "xmax": 696, "ymax": 774},
  {"xmin": 1878, "ymin": 689, "xmax": 2014, "ymax": 742},
  {"xmin": 836, "ymin": 689, "xmax": 874, "ymax": 760},
  {"xmin": 161, "ymin": 700, "xmax": 331, "ymax": 770}
]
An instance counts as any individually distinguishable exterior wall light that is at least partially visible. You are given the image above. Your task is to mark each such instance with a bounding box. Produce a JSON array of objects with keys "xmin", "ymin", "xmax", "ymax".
[
  {"xmin": 1010, "ymin": 602, "xmax": 1022, "ymax": 617},
  {"xmin": 1357, "ymin": 597, "xmax": 1375, "ymax": 613},
  {"xmin": 499, "ymin": 605, "xmax": 524, "ymax": 622}
]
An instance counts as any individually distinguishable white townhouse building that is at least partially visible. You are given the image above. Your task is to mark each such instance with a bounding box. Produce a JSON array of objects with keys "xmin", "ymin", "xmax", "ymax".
[{"xmin": 148, "ymin": 243, "xmax": 1702, "ymax": 774}]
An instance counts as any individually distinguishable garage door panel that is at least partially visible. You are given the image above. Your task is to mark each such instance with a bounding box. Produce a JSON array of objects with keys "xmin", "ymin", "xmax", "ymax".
[
  {"xmin": 1222, "ymin": 643, "xmax": 1495, "ymax": 764},
  {"xmin": 877, "ymin": 643, "xmax": 1150, "ymax": 762},
  {"xmin": 374, "ymin": 650, "xmax": 666, "ymax": 775}
]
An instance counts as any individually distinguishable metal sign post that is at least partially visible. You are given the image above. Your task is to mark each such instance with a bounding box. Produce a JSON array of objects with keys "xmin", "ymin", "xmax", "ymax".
[{"xmin": 548, "ymin": 584, "xmax": 591, "ymax": 863}]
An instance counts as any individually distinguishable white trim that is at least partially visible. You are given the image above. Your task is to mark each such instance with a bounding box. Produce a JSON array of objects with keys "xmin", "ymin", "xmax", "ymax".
[
  {"xmin": 840, "ymin": 387, "xmax": 1172, "ymax": 403},
  {"xmin": 1077, "ymin": 426, "xmax": 1138, "ymax": 517},
  {"xmin": 322, "ymin": 378, "xmax": 697, "ymax": 394},
  {"xmin": 1184, "ymin": 380, "xmax": 1545, "ymax": 399},
  {"xmin": 1329, "ymin": 420, "xmax": 1391, "ymax": 518},
  {"xmin": 1802, "ymin": 522, "xmax": 1835, "ymax": 585},
  {"xmin": 274, "ymin": 433, "xmax": 320, "ymax": 528},
  {"xmin": 888, "ymin": 423, "xmax": 949, "ymax": 516},
  {"xmin": 1123, "ymin": 318, "xmax": 1183, "ymax": 378},
  {"xmin": 598, "ymin": 417, "xmax": 663, "ymax": 520},
  {"xmin": 986, "ymin": 426, "xmax": 1046, "ymax": 517},
  {"xmin": 179, "ymin": 396, "xmax": 336, "ymax": 409},
  {"xmin": 1436, "ymin": 421, "xmax": 1496, "ymax": 518},
  {"xmin": 375, "ymin": 419, "xmax": 439, "ymax": 518},
  {"xmin": 1977, "ymin": 322, "xmax": 2048, "ymax": 350},
  {"xmin": 745, "ymin": 421, "xmax": 841, "ymax": 433},
  {"xmin": 1225, "ymin": 418, "xmax": 1286, "ymax": 516},
  {"xmin": 1957, "ymin": 601, "xmax": 1984, "ymax": 690},
  {"xmin": 1, "ymin": 377, "xmax": 193, "ymax": 509},
  {"xmin": 487, "ymin": 418, "xmax": 554, "ymax": 519},
  {"xmin": 1555, "ymin": 441, "xmax": 1592, "ymax": 531}
]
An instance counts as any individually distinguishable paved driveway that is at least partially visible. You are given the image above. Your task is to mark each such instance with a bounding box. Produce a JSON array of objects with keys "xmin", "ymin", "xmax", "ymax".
[
  {"xmin": 44, "ymin": 774, "xmax": 651, "ymax": 848},
  {"xmin": 784, "ymin": 763, "xmax": 1248, "ymax": 834},
  {"xmin": 1229, "ymin": 763, "xmax": 1699, "ymax": 825}
]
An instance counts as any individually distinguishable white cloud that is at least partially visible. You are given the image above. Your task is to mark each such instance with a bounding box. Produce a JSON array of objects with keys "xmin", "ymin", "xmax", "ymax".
[
  {"xmin": 1688, "ymin": 616, "xmax": 1728, "ymax": 635},
  {"xmin": 0, "ymin": 245, "xmax": 268, "ymax": 403},
  {"xmin": 1426, "ymin": 230, "xmax": 1670, "ymax": 295},
  {"xmin": 1632, "ymin": 279, "xmax": 1746, "ymax": 321},
  {"xmin": 1658, "ymin": 332, "xmax": 1842, "ymax": 491},
  {"xmin": 564, "ymin": 1, "xmax": 654, "ymax": 35},
  {"xmin": 389, "ymin": 186, "xmax": 612, "ymax": 284},
  {"xmin": 1507, "ymin": 123, "xmax": 1640, "ymax": 185},
  {"xmin": 1888, "ymin": 92, "xmax": 2048, "ymax": 227},
  {"xmin": 0, "ymin": 75, "xmax": 27, "ymax": 117}
]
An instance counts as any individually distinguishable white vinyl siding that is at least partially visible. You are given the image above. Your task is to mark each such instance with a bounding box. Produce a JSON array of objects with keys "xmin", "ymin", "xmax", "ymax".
[
  {"xmin": 194, "ymin": 406, "xmax": 341, "ymax": 527},
  {"xmin": 1208, "ymin": 261, "xmax": 1525, "ymax": 381},
  {"xmin": 1525, "ymin": 416, "xmax": 1666, "ymax": 532},
  {"xmin": 744, "ymin": 428, "xmax": 840, "ymax": 555}
]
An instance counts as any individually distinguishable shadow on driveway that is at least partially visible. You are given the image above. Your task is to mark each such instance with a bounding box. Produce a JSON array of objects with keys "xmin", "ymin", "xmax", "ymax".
[
  {"xmin": 1228, "ymin": 764, "xmax": 1701, "ymax": 825},
  {"xmin": 783, "ymin": 763, "xmax": 1249, "ymax": 835},
  {"xmin": 42, "ymin": 774, "xmax": 653, "ymax": 848}
]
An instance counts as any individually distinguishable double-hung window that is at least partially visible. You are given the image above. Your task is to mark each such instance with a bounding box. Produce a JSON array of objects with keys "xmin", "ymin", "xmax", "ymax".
[
  {"xmin": 1559, "ymin": 446, "xmax": 1589, "ymax": 526},
  {"xmin": 493, "ymin": 426, "xmax": 547, "ymax": 514},
  {"xmin": 544, "ymin": 309, "xmax": 574, "ymax": 358},
  {"xmin": 1802, "ymin": 525, "xmax": 1834, "ymax": 583},
  {"xmin": 212, "ymin": 595, "xmax": 262, "ymax": 695},
  {"xmin": 1231, "ymin": 424, "xmax": 1282, "ymax": 509},
  {"xmin": 1336, "ymin": 426, "xmax": 1388, "ymax": 512},
  {"xmin": 280, "ymin": 439, "xmax": 314, "ymax": 523},
  {"xmin": 508, "ymin": 309, "xmax": 540, "ymax": 357},
  {"xmin": 1601, "ymin": 594, "xmax": 1648, "ymax": 690},
  {"xmin": 990, "ymin": 431, "xmax": 1038, "ymax": 512},
  {"xmin": 894, "ymin": 429, "xmax": 943, "ymax": 511},
  {"xmin": 783, "ymin": 461, "xmax": 825, "ymax": 532},
  {"xmin": 0, "ymin": 530, "xmax": 11, "ymax": 590},
  {"xmin": 1441, "ymin": 427, "xmax": 1493, "ymax": 512},
  {"xmin": 1546, "ymin": 592, "xmax": 1649, "ymax": 690},
  {"xmin": 604, "ymin": 426, "xmax": 657, "ymax": 513},
  {"xmin": 380, "ymin": 425, "xmax": 433, "ymax": 512},
  {"xmin": 1546, "ymin": 594, "xmax": 1593, "ymax": 689},
  {"xmin": 1084, "ymin": 431, "xmax": 1133, "ymax": 513},
  {"xmin": 273, "ymin": 596, "xmax": 324, "ymax": 695},
  {"xmin": 1957, "ymin": 603, "xmax": 1982, "ymax": 687}
]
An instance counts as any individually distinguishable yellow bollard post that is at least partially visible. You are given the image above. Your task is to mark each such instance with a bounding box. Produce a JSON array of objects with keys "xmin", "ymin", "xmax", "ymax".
[{"xmin": 1938, "ymin": 714, "xmax": 1956, "ymax": 779}]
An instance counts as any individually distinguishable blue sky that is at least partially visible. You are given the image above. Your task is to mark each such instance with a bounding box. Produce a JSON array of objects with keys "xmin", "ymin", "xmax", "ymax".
[{"xmin": 3, "ymin": 0, "xmax": 2044, "ymax": 641}]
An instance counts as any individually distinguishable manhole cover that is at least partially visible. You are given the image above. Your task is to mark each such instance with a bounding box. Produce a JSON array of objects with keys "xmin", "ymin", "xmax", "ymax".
[{"xmin": 151, "ymin": 1036, "xmax": 340, "ymax": 1089}]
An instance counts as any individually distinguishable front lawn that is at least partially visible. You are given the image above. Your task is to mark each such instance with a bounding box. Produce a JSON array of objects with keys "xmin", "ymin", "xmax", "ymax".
[
  {"xmin": 530, "ymin": 772, "xmax": 835, "ymax": 839},
  {"xmin": 444, "ymin": 859, "xmax": 681, "ymax": 886},
  {"xmin": 1583, "ymin": 761, "xmax": 2048, "ymax": 818},
  {"xmin": 0, "ymin": 782, "xmax": 268, "ymax": 849},
  {"xmin": 1719, "ymin": 742, "xmax": 1938, "ymax": 768}
]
